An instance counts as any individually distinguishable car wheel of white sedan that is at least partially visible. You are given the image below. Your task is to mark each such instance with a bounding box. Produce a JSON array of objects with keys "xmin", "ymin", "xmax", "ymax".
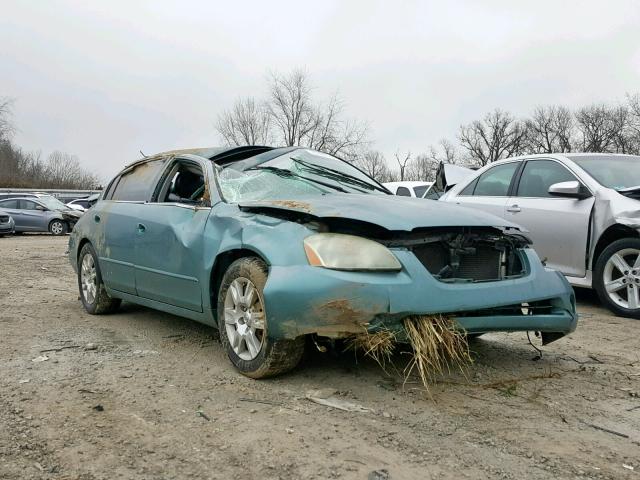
[
  {"xmin": 218, "ymin": 257, "xmax": 305, "ymax": 378},
  {"xmin": 594, "ymin": 238, "xmax": 640, "ymax": 319}
]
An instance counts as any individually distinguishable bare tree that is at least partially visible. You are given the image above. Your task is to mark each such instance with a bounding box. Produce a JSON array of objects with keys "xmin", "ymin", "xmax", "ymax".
[
  {"xmin": 45, "ymin": 151, "xmax": 99, "ymax": 189},
  {"xmin": 524, "ymin": 105, "xmax": 574, "ymax": 153},
  {"xmin": 215, "ymin": 97, "xmax": 272, "ymax": 146},
  {"xmin": 405, "ymin": 154, "xmax": 436, "ymax": 181},
  {"xmin": 394, "ymin": 151, "xmax": 412, "ymax": 181},
  {"xmin": 213, "ymin": 69, "xmax": 370, "ymax": 157},
  {"xmin": 575, "ymin": 104, "xmax": 629, "ymax": 153},
  {"xmin": 304, "ymin": 93, "xmax": 369, "ymax": 157},
  {"xmin": 458, "ymin": 109, "xmax": 527, "ymax": 166},
  {"xmin": 0, "ymin": 97, "xmax": 14, "ymax": 141},
  {"xmin": 436, "ymin": 139, "xmax": 460, "ymax": 164},
  {"xmin": 626, "ymin": 93, "xmax": 640, "ymax": 154},
  {"xmin": 267, "ymin": 69, "xmax": 316, "ymax": 147},
  {"xmin": 354, "ymin": 150, "xmax": 395, "ymax": 182}
]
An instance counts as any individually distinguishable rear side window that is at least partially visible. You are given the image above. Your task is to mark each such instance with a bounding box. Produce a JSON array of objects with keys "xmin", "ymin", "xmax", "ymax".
[
  {"xmin": 413, "ymin": 185, "xmax": 430, "ymax": 197},
  {"xmin": 396, "ymin": 186, "xmax": 411, "ymax": 196},
  {"xmin": 0, "ymin": 199, "xmax": 18, "ymax": 208},
  {"xmin": 516, "ymin": 160, "xmax": 577, "ymax": 197},
  {"xmin": 111, "ymin": 160, "xmax": 165, "ymax": 201},
  {"xmin": 472, "ymin": 162, "xmax": 519, "ymax": 197}
]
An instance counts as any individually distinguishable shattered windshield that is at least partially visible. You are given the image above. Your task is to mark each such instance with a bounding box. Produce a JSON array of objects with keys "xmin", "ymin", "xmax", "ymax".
[
  {"xmin": 218, "ymin": 149, "xmax": 389, "ymax": 203},
  {"xmin": 37, "ymin": 195, "xmax": 68, "ymax": 211}
]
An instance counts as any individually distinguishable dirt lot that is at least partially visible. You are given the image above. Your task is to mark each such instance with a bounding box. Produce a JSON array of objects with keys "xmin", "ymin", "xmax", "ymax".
[{"xmin": 1, "ymin": 235, "xmax": 639, "ymax": 480}]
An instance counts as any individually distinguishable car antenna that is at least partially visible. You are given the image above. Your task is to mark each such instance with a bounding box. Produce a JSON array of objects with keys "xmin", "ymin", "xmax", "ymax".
[{"xmin": 140, "ymin": 150, "xmax": 147, "ymax": 158}]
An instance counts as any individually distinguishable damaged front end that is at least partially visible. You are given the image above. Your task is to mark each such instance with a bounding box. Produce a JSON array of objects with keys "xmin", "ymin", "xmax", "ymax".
[{"xmin": 244, "ymin": 209, "xmax": 577, "ymax": 346}]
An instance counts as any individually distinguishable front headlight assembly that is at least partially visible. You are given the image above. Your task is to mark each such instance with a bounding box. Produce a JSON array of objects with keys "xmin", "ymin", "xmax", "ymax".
[{"xmin": 303, "ymin": 233, "xmax": 401, "ymax": 271}]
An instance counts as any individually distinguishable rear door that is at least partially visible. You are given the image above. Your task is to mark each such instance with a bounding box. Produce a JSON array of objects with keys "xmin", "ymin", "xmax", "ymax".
[
  {"xmin": 450, "ymin": 161, "xmax": 521, "ymax": 219},
  {"xmin": 0, "ymin": 200, "xmax": 23, "ymax": 229},
  {"xmin": 506, "ymin": 159, "xmax": 594, "ymax": 277},
  {"xmin": 97, "ymin": 159, "xmax": 167, "ymax": 295}
]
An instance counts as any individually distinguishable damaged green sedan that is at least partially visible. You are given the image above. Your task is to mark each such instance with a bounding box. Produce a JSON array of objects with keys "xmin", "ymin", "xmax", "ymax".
[{"xmin": 68, "ymin": 146, "xmax": 577, "ymax": 378}]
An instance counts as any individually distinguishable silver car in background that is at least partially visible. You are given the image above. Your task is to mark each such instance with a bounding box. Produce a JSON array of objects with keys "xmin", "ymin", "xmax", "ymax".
[
  {"xmin": 441, "ymin": 153, "xmax": 640, "ymax": 318},
  {"xmin": 0, "ymin": 196, "xmax": 82, "ymax": 235},
  {"xmin": 0, "ymin": 209, "xmax": 15, "ymax": 236}
]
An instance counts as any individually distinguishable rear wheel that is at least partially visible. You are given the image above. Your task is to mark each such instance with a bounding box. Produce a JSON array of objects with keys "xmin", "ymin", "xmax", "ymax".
[
  {"xmin": 594, "ymin": 238, "xmax": 640, "ymax": 319},
  {"xmin": 77, "ymin": 243, "xmax": 121, "ymax": 314},
  {"xmin": 49, "ymin": 219, "xmax": 67, "ymax": 236},
  {"xmin": 218, "ymin": 257, "xmax": 305, "ymax": 378}
]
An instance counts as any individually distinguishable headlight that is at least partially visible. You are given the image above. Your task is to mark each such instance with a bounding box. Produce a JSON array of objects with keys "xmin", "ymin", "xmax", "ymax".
[{"xmin": 303, "ymin": 233, "xmax": 401, "ymax": 271}]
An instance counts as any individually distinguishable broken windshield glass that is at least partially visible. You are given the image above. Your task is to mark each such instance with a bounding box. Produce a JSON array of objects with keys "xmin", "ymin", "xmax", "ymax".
[{"xmin": 218, "ymin": 148, "xmax": 389, "ymax": 203}]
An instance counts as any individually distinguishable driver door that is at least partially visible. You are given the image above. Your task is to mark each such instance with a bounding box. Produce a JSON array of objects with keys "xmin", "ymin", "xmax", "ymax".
[
  {"xmin": 20, "ymin": 200, "xmax": 48, "ymax": 231},
  {"xmin": 133, "ymin": 158, "xmax": 212, "ymax": 312},
  {"xmin": 506, "ymin": 159, "xmax": 595, "ymax": 277}
]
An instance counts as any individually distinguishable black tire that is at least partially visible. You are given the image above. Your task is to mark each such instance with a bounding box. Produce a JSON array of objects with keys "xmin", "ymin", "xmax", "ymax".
[
  {"xmin": 594, "ymin": 237, "xmax": 640, "ymax": 319},
  {"xmin": 217, "ymin": 257, "xmax": 305, "ymax": 378},
  {"xmin": 77, "ymin": 243, "xmax": 121, "ymax": 314},
  {"xmin": 49, "ymin": 219, "xmax": 67, "ymax": 236}
]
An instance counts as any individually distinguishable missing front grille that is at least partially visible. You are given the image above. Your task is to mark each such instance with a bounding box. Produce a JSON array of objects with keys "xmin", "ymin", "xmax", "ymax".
[{"xmin": 409, "ymin": 230, "xmax": 525, "ymax": 282}]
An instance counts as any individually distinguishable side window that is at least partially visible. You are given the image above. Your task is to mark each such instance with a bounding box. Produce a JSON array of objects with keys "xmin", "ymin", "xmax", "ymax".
[
  {"xmin": 459, "ymin": 178, "xmax": 479, "ymax": 196},
  {"xmin": 111, "ymin": 160, "xmax": 165, "ymax": 202},
  {"xmin": 413, "ymin": 185, "xmax": 430, "ymax": 198},
  {"xmin": 516, "ymin": 160, "xmax": 578, "ymax": 198},
  {"xmin": 473, "ymin": 162, "xmax": 519, "ymax": 197},
  {"xmin": 0, "ymin": 199, "xmax": 18, "ymax": 209},
  {"xmin": 156, "ymin": 161, "xmax": 206, "ymax": 205},
  {"xmin": 21, "ymin": 200, "xmax": 41, "ymax": 210},
  {"xmin": 103, "ymin": 176, "xmax": 120, "ymax": 200},
  {"xmin": 396, "ymin": 186, "xmax": 411, "ymax": 197}
]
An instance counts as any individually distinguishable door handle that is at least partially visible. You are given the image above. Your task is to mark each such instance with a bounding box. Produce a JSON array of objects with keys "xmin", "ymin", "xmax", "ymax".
[
  {"xmin": 94, "ymin": 215, "xmax": 100, "ymax": 223},
  {"xmin": 507, "ymin": 205, "xmax": 521, "ymax": 213},
  {"xmin": 137, "ymin": 223, "xmax": 146, "ymax": 234}
]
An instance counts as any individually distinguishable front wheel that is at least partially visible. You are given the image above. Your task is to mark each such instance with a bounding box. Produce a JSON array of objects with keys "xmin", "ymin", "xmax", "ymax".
[
  {"xmin": 218, "ymin": 257, "xmax": 305, "ymax": 378},
  {"xmin": 594, "ymin": 238, "xmax": 640, "ymax": 319},
  {"xmin": 77, "ymin": 243, "xmax": 121, "ymax": 314},
  {"xmin": 49, "ymin": 219, "xmax": 67, "ymax": 236}
]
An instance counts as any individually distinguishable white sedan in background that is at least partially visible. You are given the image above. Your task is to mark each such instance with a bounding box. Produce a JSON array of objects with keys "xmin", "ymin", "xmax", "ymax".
[
  {"xmin": 441, "ymin": 153, "xmax": 640, "ymax": 318},
  {"xmin": 384, "ymin": 181, "xmax": 433, "ymax": 198}
]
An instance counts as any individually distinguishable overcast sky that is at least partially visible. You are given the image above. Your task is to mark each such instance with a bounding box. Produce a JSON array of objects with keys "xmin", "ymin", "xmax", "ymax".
[{"xmin": 2, "ymin": 0, "xmax": 640, "ymax": 181}]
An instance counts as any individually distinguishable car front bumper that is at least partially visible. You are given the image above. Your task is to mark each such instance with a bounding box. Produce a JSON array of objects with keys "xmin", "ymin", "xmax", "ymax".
[
  {"xmin": 0, "ymin": 220, "xmax": 15, "ymax": 234},
  {"xmin": 262, "ymin": 248, "xmax": 577, "ymax": 343}
]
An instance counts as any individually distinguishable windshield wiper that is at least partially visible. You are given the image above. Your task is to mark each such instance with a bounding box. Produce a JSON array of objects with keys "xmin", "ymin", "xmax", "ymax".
[
  {"xmin": 245, "ymin": 166, "xmax": 349, "ymax": 193},
  {"xmin": 290, "ymin": 157, "xmax": 389, "ymax": 194}
]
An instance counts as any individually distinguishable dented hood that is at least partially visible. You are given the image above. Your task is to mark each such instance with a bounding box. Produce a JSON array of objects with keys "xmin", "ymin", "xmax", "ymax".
[{"xmin": 238, "ymin": 193, "xmax": 521, "ymax": 231}]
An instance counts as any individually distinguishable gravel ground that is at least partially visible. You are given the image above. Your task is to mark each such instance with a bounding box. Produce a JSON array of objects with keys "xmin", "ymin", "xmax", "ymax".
[{"xmin": 1, "ymin": 234, "xmax": 639, "ymax": 480}]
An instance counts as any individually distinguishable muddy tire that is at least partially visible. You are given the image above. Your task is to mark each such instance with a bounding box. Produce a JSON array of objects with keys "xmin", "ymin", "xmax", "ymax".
[
  {"xmin": 594, "ymin": 238, "xmax": 640, "ymax": 319},
  {"xmin": 77, "ymin": 243, "xmax": 121, "ymax": 315},
  {"xmin": 218, "ymin": 257, "xmax": 305, "ymax": 378},
  {"xmin": 49, "ymin": 219, "xmax": 67, "ymax": 236}
]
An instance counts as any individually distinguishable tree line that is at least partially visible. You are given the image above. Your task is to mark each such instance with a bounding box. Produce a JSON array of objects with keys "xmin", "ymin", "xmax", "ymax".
[
  {"xmin": 3, "ymin": 72, "xmax": 640, "ymax": 189},
  {"xmin": 0, "ymin": 99, "xmax": 99, "ymax": 189},
  {"xmin": 215, "ymin": 70, "xmax": 640, "ymax": 183}
]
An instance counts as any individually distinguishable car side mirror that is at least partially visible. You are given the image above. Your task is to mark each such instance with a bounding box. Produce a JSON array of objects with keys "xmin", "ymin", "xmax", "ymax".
[
  {"xmin": 548, "ymin": 181, "xmax": 591, "ymax": 199},
  {"xmin": 36, "ymin": 205, "xmax": 46, "ymax": 211}
]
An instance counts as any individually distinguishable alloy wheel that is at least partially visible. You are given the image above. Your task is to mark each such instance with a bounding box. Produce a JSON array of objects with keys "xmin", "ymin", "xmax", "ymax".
[
  {"xmin": 603, "ymin": 248, "xmax": 640, "ymax": 310},
  {"xmin": 50, "ymin": 221, "xmax": 64, "ymax": 235},
  {"xmin": 223, "ymin": 277, "xmax": 266, "ymax": 361},
  {"xmin": 80, "ymin": 253, "xmax": 97, "ymax": 304}
]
